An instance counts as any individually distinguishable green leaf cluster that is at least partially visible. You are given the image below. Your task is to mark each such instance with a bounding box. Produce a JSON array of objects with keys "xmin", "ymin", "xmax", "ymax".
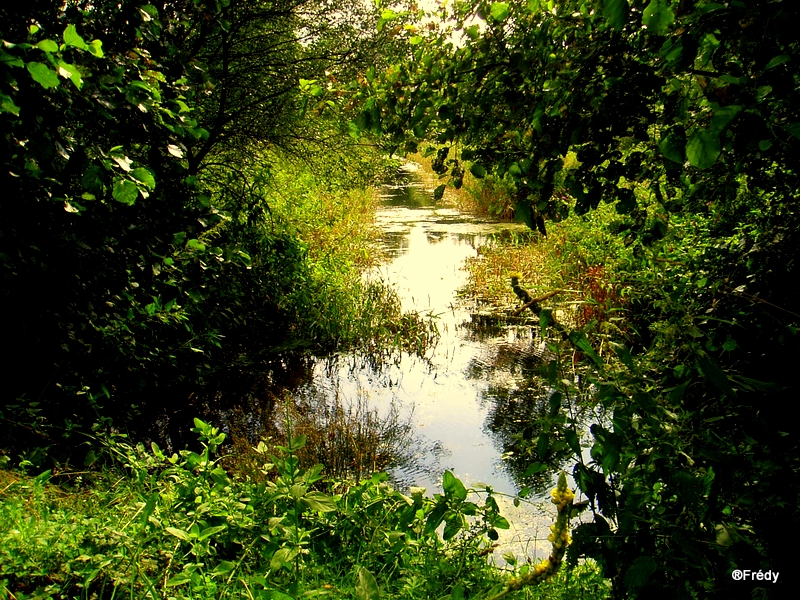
[{"xmin": 0, "ymin": 421, "xmax": 523, "ymax": 599}]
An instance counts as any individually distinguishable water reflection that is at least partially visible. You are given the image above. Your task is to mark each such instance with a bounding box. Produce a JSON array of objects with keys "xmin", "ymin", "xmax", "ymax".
[
  {"xmin": 154, "ymin": 162, "xmax": 570, "ymax": 500},
  {"xmin": 377, "ymin": 162, "xmax": 438, "ymax": 208},
  {"xmin": 139, "ymin": 161, "xmax": 597, "ymax": 564}
]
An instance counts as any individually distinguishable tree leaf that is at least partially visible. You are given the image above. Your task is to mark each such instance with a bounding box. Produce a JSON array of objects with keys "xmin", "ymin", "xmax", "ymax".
[
  {"xmin": 783, "ymin": 123, "xmax": 800, "ymax": 140},
  {"xmin": 642, "ymin": 0, "xmax": 674, "ymax": 36},
  {"xmin": 537, "ymin": 432, "xmax": 549, "ymax": 460},
  {"xmin": 764, "ymin": 54, "xmax": 789, "ymax": 70},
  {"xmin": 603, "ymin": 0, "xmax": 628, "ymax": 31},
  {"xmin": 659, "ymin": 130, "xmax": 685, "ymax": 163},
  {"xmin": 424, "ymin": 498, "xmax": 448, "ymax": 534},
  {"xmin": 522, "ymin": 462, "xmax": 548, "ymax": 477},
  {"xmin": 443, "ymin": 514, "xmax": 463, "ymax": 540},
  {"xmin": 113, "ymin": 156, "xmax": 133, "ymax": 172},
  {"xmin": 433, "ymin": 184, "xmax": 446, "ymax": 201},
  {"xmin": 710, "ymin": 105, "xmax": 742, "ymax": 134},
  {"xmin": 186, "ymin": 239, "xmax": 206, "ymax": 251},
  {"xmin": 211, "ymin": 560, "xmax": 236, "ymax": 577},
  {"xmin": 302, "ymin": 491, "xmax": 337, "ymax": 512},
  {"xmin": 26, "ymin": 62, "xmax": 60, "ymax": 89},
  {"xmin": 470, "ymin": 163, "xmax": 487, "ymax": 178},
  {"xmin": 0, "ymin": 93, "xmax": 20, "ymax": 115},
  {"xmin": 289, "ymin": 434, "xmax": 307, "ymax": 451},
  {"xmin": 442, "ymin": 470, "xmax": 468, "ymax": 501},
  {"xmin": 36, "ymin": 39, "xmax": 59, "ymax": 53},
  {"xmin": 197, "ymin": 525, "xmax": 227, "ymax": 541},
  {"xmin": 610, "ymin": 341, "xmax": 635, "ymax": 371},
  {"xmin": 165, "ymin": 573, "xmax": 192, "ymax": 587},
  {"xmin": 112, "ymin": 178, "xmax": 139, "ymax": 205},
  {"xmin": 568, "ymin": 330, "xmax": 603, "ymax": 367},
  {"xmin": 131, "ymin": 167, "xmax": 156, "ymax": 189},
  {"xmin": 565, "ymin": 429, "xmax": 581, "ymax": 457},
  {"xmin": 87, "ymin": 39, "xmax": 104, "ymax": 57},
  {"xmin": 490, "ymin": 3, "xmax": 510, "ymax": 22},
  {"xmin": 539, "ymin": 307, "xmax": 552, "ymax": 333},
  {"xmin": 686, "ymin": 128, "xmax": 720, "ymax": 169},
  {"xmin": 615, "ymin": 188, "xmax": 636, "ymax": 214},
  {"xmin": 0, "ymin": 49, "xmax": 25, "ymax": 68},
  {"xmin": 270, "ymin": 547, "xmax": 295, "ymax": 572},
  {"xmin": 492, "ymin": 514, "xmax": 510, "ymax": 529},
  {"xmin": 57, "ymin": 61, "xmax": 83, "ymax": 89},
  {"xmin": 624, "ymin": 555, "xmax": 658, "ymax": 590},
  {"xmin": 355, "ymin": 566, "xmax": 380, "ymax": 600},
  {"xmin": 165, "ymin": 527, "xmax": 190, "ymax": 542},
  {"xmin": 697, "ymin": 356, "xmax": 733, "ymax": 395},
  {"xmin": 63, "ymin": 25, "xmax": 88, "ymax": 50},
  {"xmin": 167, "ymin": 144, "xmax": 184, "ymax": 158},
  {"xmin": 140, "ymin": 492, "xmax": 158, "ymax": 526}
]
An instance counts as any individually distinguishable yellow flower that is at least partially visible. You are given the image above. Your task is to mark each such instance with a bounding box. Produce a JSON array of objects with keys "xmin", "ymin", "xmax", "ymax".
[{"xmin": 535, "ymin": 559, "xmax": 550, "ymax": 574}]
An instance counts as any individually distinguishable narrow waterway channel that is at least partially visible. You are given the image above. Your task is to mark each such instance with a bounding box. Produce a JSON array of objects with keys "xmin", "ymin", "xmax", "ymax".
[
  {"xmin": 325, "ymin": 161, "xmax": 536, "ymax": 493},
  {"xmin": 288, "ymin": 161, "xmax": 577, "ymax": 561}
]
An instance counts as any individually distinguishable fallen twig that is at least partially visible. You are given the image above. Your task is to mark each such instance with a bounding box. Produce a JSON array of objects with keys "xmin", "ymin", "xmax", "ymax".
[{"xmin": 511, "ymin": 289, "xmax": 563, "ymax": 317}]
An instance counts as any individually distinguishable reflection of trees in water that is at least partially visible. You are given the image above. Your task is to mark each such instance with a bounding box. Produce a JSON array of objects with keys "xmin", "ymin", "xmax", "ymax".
[
  {"xmin": 379, "ymin": 229, "xmax": 410, "ymax": 259},
  {"xmin": 141, "ymin": 352, "xmax": 430, "ymax": 484},
  {"xmin": 462, "ymin": 319, "xmax": 576, "ymax": 493},
  {"xmin": 458, "ymin": 314, "xmax": 538, "ymax": 345},
  {"xmin": 425, "ymin": 231, "xmax": 448, "ymax": 245},
  {"xmin": 141, "ymin": 353, "xmax": 316, "ymax": 452},
  {"xmin": 482, "ymin": 382, "xmax": 567, "ymax": 494},
  {"xmin": 379, "ymin": 182, "xmax": 434, "ymax": 208}
]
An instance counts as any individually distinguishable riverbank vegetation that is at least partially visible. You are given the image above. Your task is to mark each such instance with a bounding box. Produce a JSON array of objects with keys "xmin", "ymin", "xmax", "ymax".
[
  {"xmin": 0, "ymin": 420, "xmax": 610, "ymax": 600},
  {"xmin": 368, "ymin": 1, "xmax": 799, "ymax": 597},
  {"xmin": 3, "ymin": 0, "xmax": 799, "ymax": 598},
  {"xmin": 0, "ymin": 0, "xmax": 434, "ymax": 464}
]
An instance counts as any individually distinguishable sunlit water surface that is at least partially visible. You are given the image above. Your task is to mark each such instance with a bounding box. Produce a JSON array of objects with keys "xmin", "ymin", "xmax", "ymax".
[{"xmin": 293, "ymin": 162, "xmax": 583, "ymax": 561}]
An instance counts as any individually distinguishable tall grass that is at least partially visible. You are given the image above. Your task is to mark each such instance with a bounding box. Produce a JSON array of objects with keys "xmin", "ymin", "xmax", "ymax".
[
  {"xmin": 462, "ymin": 201, "xmax": 632, "ymax": 333},
  {"xmin": 406, "ymin": 150, "xmax": 517, "ymax": 218},
  {"xmin": 220, "ymin": 391, "xmax": 418, "ymax": 483},
  {"xmin": 262, "ymin": 157, "xmax": 438, "ymax": 356}
]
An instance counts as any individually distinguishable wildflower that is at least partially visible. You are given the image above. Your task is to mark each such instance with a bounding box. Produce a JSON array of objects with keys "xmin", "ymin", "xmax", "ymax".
[{"xmin": 487, "ymin": 472, "xmax": 575, "ymax": 599}]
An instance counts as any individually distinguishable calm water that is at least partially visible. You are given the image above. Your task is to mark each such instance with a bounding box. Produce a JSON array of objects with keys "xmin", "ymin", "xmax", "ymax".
[
  {"xmin": 174, "ymin": 161, "xmax": 593, "ymax": 561},
  {"xmin": 295, "ymin": 161, "xmax": 593, "ymax": 560}
]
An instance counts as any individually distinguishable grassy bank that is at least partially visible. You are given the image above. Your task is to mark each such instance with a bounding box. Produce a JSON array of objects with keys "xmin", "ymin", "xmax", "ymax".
[{"xmin": 261, "ymin": 156, "xmax": 438, "ymax": 356}]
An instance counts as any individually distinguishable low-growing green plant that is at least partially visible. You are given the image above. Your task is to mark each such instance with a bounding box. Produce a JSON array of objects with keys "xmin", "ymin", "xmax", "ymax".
[{"xmin": 1, "ymin": 419, "xmax": 612, "ymax": 600}]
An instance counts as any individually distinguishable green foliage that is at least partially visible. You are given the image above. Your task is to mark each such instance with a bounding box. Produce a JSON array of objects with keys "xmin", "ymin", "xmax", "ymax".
[
  {"xmin": 0, "ymin": 420, "xmax": 521, "ymax": 600},
  {"xmin": 366, "ymin": 0, "xmax": 800, "ymax": 237},
  {"xmin": 369, "ymin": 3, "xmax": 800, "ymax": 596},
  {"xmin": 0, "ymin": 1, "xmax": 429, "ymax": 461}
]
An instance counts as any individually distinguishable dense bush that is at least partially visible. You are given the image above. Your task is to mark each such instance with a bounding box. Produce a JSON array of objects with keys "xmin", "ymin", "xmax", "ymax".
[
  {"xmin": 370, "ymin": 1, "xmax": 800, "ymax": 596},
  {"xmin": 0, "ymin": 1, "xmax": 428, "ymax": 463}
]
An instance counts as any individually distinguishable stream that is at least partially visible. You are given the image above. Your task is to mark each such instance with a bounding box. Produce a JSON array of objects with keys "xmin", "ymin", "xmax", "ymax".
[
  {"xmin": 287, "ymin": 161, "xmax": 579, "ymax": 560},
  {"xmin": 152, "ymin": 161, "xmax": 592, "ymax": 561},
  {"xmin": 325, "ymin": 161, "xmax": 537, "ymax": 494}
]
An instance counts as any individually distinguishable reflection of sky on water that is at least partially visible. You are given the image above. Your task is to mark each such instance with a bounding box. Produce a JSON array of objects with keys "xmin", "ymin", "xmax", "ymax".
[
  {"xmin": 293, "ymin": 161, "xmax": 600, "ymax": 564},
  {"xmin": 302, "ymin": 163, "xmax": 540, "ymax": 496}
]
